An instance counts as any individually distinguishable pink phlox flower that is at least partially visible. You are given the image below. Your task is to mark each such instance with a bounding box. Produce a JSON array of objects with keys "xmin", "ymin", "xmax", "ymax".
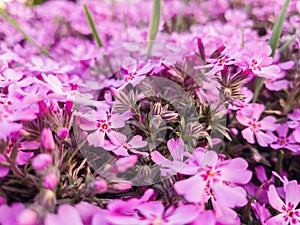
[
  {"xmin": 119, "ymin": 59, "xmax": 153, "ymax": 89},
  {"xmin": 267, "ymin": 123, "xmax": 300, "ymax": 153},
  {"xmin": 151, "ymin": 138, "xmax": 194, "ymax": 176},
  {"xmin": 174, "ymin": 150, "xmax": 252, "ymax": 205},
  {"xmin": 236, "ymin": 42, "xmax": 281, "ymax": 79},
  {"xmin": 5, "ymin": 135, "xmax": 40, "ymax": 166},
  {"xmin": 195, "ymin": 45, "xmax": 237, "ymax": 76},
  {"xmin": 80, "ymin": 109, "xmax": 129, "ymax": 147},
  {"xmin": 287, "ymin": 109, "xmax": 300, "ymax": 143},
  {"xmin": 104, "ymin": 135, "xmax": 148, "ymax": 157},
  {"xmin": 267, "ymin": 180, "xmax": 300, "ymax": 225},
  {"xmin": 252, "ymin": 202, "xmax": 271, "ymax": 225},
  {"xmin": 236, "ymin": 103, "xmax": 277, "ymax": 146},
  {"xmin": 108, "ymin": 201, "xmax": 199, "ymax": 225}
]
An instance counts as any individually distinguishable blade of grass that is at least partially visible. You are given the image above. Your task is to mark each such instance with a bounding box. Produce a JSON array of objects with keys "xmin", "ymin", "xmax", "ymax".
[
  {"xmin": 253, "ymin": 0, "xmax": 290, "ymax": 102},
  {"xmin": 147, "ymin": 0, "xmax": 161, "ymax": 59},
  {"xmin": 83, "ymin": 4, "xmax": 103, "ymax": 48},
  {"xmin": 0, "ymin": 9, "xmax": 51, "ymax": 57}
]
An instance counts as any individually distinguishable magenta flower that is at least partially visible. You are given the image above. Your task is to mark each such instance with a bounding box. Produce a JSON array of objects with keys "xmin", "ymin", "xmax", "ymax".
[
  {"xmin": 252, "ymin": 202, "xmax": 271, "ymax": 225},
  {"xmin": 80, "ymin": 109, "xmax": 129, "ymax": 147},
  {"xmin": 45, "ymin": 205, "xmax": 84, "ymax": 225},
  {"xmin": 287, "ymin": 109, "xmax": 300, "ymax": 143},
  {"xmin": 119, "ymin": 60, "xmax": 153, "ymax": 89},
  {"xmin": 151, "ymin": 138, "xmax": 193, "ymax": 176},
  {"xmin": 236, "ymin": 42, "xmax": 281, "ymax": 79},
  {"xmin": 267, "ymin": 124, "xmax": 300, "ymax": 153},
  {"xmin": 267, "ymin": 180, "xmax": 300, "ymax": 225},
  {"xmin": 109, "ymin": 201, "xmax": 199, "ymax": 225},
  {"xmin": 104, "ymin": 135, "xmax": 148, "ymax": 156},
  {"xmin": 174, "ymin": 151, "xmax": 252, "ymax": 206},
  {"xmin": 236, "ymin": 103, "xmax": 276, "ymax": 146}
]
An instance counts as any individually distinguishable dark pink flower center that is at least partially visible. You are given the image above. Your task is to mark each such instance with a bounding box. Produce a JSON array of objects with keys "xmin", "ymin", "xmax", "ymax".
[{"xmin": 96, "ymin": 120, "xmax": 112, "ymax": 133}]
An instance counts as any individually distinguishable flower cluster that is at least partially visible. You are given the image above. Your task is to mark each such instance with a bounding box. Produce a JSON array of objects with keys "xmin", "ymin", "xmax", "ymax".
[{"xmin": 0, "ymin": 0, "xmax": 299, "ymax": 224}]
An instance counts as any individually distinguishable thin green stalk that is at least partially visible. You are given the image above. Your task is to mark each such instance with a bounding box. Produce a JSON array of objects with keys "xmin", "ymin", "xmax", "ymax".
[
  {"xmin": 0, "ymin": 9, "xmax": 51, "ymax": 57},
  {"xmin": 147, "ymin": 0, "xmax": 161, "ymax": 59},
  {"xmin": 83, "ymin": 4, "xmax": 103, "ymax": 48}
]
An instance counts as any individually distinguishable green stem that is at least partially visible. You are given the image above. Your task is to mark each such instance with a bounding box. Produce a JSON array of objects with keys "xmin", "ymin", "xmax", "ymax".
[{"xmin": 83, "ymin": 4, "xmax": 103, "ymax": 48}]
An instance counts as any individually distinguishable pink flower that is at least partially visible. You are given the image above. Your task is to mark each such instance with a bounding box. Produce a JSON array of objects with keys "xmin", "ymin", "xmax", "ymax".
[
  {"xmin": 45, "ymin": 205, "xmax": 84, "ymax": 225},
  {"xmin": 267, "ymin": 180, "xmax": 300, "ymax": 225},
  {"xmin": 267, "ymin": 124, "xmax": 300, "ymax": 153},
  {"xmin": 109, "ymin": 201, "xmax": 199, "ymax": 225},
  {"xmin": 174, "ymin": 151, "xmax": 252, "ymax": 207},
  {"xmin": 119, "ymin": 60, "xmax": 153, "ymax": 89},
  {"xmin": 80, "ymin": 109, "xmax": 129, "ymax": 147},
  {"xmin": 252, "ymin": 202, "xmax": 271, "ymax": 225},
  {"xmin": 236, "ymin": 103, "xmax": 276, "ymax": 146},
  {"xmin": 236, "ymin": 42, "xmax": 281, "ymax": 79},
  {"xmin": 151, "ymin": 138, "xmax": 193, "ymax": 176},
  {"xmin": 104, "ymin": 135, "xmax": 148, "ymax": 156},
  {"xmin": 287, "ymin": 109, "xmax": 300, "ymax": 143}
]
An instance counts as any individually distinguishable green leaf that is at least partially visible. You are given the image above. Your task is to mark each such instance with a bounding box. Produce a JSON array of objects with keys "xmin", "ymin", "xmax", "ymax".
[
  {"xmin": 253, "ymin": 0, "xmax": 290, "ymax": 102},
  {"xmin": 269, "ymin": 0, "xmax": 290, "ymax": 57},
  {"xmin": 0, "ymin": 9, "xmax": 51, "ymax": 57},
  {"xmin": 147, "ymin": 0, "xmax": 161, "ymax": 59},
  {"xmin": 83, "ymin": 4, "xmax": 103, "ymax": 48}
]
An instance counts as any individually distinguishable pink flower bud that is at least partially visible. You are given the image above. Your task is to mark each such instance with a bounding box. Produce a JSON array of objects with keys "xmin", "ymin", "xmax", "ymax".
[
  {"xmin": 57, "ymin": 128, "xmax": 69, "ymax": 140},
  {"xmin": 17, "ymin": 208, "xmax": 38, "ymax": 225},
  {"xmin": 41, "ymin": 128, "xmax": 55, "ymax": 152},
  {"xmin": 113, "ymin": 155, "xmax": 138, "ymax": 173},
  {"xmin": 93, "ymin": 178, "xmax": 108, "ymax": 193},
  {"xmin": 38, "ymin": 100, "xmax": 49, "ymax": 117},
  {"xmin": 43, "ymin": 172, "xmax": 58, "ymax": 190},
  {"xmin": 32, "ymin": 153, "xmax": 52, "ymax": 171},
  {"xmin": 112, "ymin": 180, "xmax": 132, "ymax": 191}
]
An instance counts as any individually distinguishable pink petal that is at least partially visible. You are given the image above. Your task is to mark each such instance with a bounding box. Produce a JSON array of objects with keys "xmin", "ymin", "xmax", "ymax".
[
  {"xmin": 129, "ymin": 135, "xmax": 147, "ymax": 148},
  {"xmin": 218, "ymin": 158, "xmax": 252, "ymax": 184},
  {"xmin": 137, "ymin": 202, "xmax": 164, "ymax": 219},
  {"xmin": 87, "ymin": 131, "xmax": 105, "ymax": 147},
  {"xmin": 285, "ymin": 181, "xmax": 300, "ymax": 209},
  {"xmin": 242, "ymin": 127, "xmax": 255, "ymax": 144},
  {"xmin": 199, "ymin": 150, "xmax": 218, "ymax": 168},
  {"xmin": 255, "ymin": 131, "xmax": 274, "ymax": 147},
  {"xmin": 267, "ymin": 185, "xmax": 285, "ymax": 213},
  {"xmin": 259, "ymin": 116, "xmax": 277, "ymax": 131},
  {"xmin": 293, "ymin": 127, "xmax": 300, "ymax": 143},
  {"xmin": 167, "ymin": 138, "xmax": 184, "ymax": 161},
  {"xmin": 167, "ymin": 204, "xmax": 199, "ymax": 224},
  {"xmin": 213, "ymin": 183, "xmax": 248, "ymax": 207},
  {"xmin": 174, "ymin": 175, "xmax": 207, "ymax": 203},
  {"xmin": 106, "ymin": 130, "xmax": 127, "ymax": 145}
]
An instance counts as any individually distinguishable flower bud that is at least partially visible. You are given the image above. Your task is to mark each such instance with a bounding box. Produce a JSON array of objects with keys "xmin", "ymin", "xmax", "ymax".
[
  {"xmin": 32, "ymin": 153, "xmax": 52, "ymax": 171},
  {"xmin": 17, "ymin": 208, "xmax": 38, "ymax": 225},
  {"xmin": 41, "ymin": 128, "xmax": 55, "ymax": 152},
  {"xmin": 111, "ymin": 180, "xmax": 132, "ymax": 191},
  {"xmin": 57, "ymin": 127, "xmax": 69, "ymax": 140},
  {"xmin": 92, "ymin": 178, "xmax": 108, "ymax": 193},
  {"xmin": 38, "ymin": 100, "xmax": 49, "ymax": 117},
  {"xmin": 43, "ymin": 172, "xmax": 58, "ymax": 190}
]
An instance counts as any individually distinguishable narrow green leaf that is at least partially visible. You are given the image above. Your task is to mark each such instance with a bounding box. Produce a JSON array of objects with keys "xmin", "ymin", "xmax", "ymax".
[
  {"xmin": 253, "ymin": 0, "xmax": 290, "ymax": 102},
  {"xmin": 279, "ymin": 32, "xmax": 299, "ymax": 53},
  {"xmin": 0, "ymin": 9, "xmax": 51, "ymax": 57},
  {"xmin": 83, "ymin": 4, "xmax": 103, "ymax": 48},
  {"xmin": 147, "ymin": 0, "xmax": 161, "ymax": 59},
  {"xmin": 269, "ymin": 0, "xmax": 290, "ymax": 57}
]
